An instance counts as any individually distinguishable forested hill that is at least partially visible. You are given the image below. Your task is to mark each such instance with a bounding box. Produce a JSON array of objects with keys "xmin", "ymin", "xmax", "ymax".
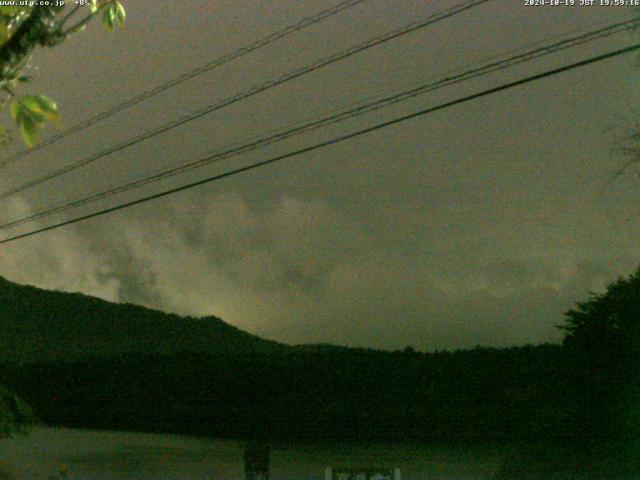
[
  {"xmin": 0, "ymin": 275, "xmax": 286, "ymax": 362},
  {"xmin": 0, "ymin": 270, "xmax": 637, "ymax": 475}
]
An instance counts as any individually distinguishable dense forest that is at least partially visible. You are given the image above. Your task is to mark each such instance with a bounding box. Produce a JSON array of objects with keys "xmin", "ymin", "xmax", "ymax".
[{"xmin": 1, "ymin": 346, "xmax": 568, "ymax": 440}]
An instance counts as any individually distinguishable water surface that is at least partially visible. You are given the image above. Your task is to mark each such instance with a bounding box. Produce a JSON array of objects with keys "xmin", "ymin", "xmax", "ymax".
[{"xmin": 0, "ymin": 427, "xmax": 505, "ymax": 479}]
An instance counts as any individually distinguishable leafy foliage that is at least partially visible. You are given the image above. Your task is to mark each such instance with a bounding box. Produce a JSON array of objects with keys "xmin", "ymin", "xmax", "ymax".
[
  {"xmin": 561, "ymin": 267, "xmax": 640, "ymax": 350},
  {"xmin": 559, "ymin": 266, "xmax": 640, "ymax": 438},
  {"xmin": 0, "ymin": 1, "xmax": 125, "ymax": 147},
  {"xmin": 10, "ymin": 94, "xmax": 58, "ymax": 147},
  {"xmin": 0, "ymin": 6, "xmax": 32, "ymax": 45},
  {"xmin": 97, "ymin": 1, "xmax": 126, "ymax": 31}
]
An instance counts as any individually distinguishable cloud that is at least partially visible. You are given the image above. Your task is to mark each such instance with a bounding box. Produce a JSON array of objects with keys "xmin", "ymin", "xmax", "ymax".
[
  {"xmin": 0, "ymin": 198, "xmax": 121, "ymax": 302},
  {"xmin": 0, "ymin": 189, "xmax": 637, "ymax": 352}
]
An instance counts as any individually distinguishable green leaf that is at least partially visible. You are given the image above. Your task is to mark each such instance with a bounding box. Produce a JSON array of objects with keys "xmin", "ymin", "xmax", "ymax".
[
  {"xmin": 114, "ymin": 2, "xmax": 126, "ymax": 26},
  {"xmin": 18, "ymin": 114, "xmax": 38, "ymax": 148},
  {"xmin": 10, "ymin": 101, "xmax": 21, "ymax": 121},
  {"xmin": 33, "ymin": 95, "xmax": 59, "ymax": 122},
  {"xmin": 10, "ymin": 95, "xmax": 59, "ymax": 147},
  {"xmin": 0, "ymin": 20, "xmax": 10, "ymax": 45},
  {"xmin": 17, "ymin": 96, "xmax": 48, "ymax": 122},
  {"xmin": 0, "ymin": 7, "xmax": 29, "ymax": 16},
  {"xmin": 18, "ymin": 95, "xmax": 59, "ymax": 122},
  {"xmin": 102, "ymin": 7, "xmax": 115, "ymax": 31},
  {"xmin": 102, "ymin": 2, "xmax": 125, "ymax": 31}
]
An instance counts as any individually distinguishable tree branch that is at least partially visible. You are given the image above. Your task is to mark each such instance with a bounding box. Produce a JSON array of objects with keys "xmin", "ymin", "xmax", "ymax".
[
  {"xmin": 0, "ymin": 6, "xmax": 64, "ymax": 81},
  {"xmin": 55, "ymin": 4, "xmax": 82, "ymax": 33},
  {"xmin": 58, "ymin": 11, "xmax": 100, "ymax": 38},
  {"xmin": 56, "ymin": 1, "xmax": 117, "ymax": 41}
]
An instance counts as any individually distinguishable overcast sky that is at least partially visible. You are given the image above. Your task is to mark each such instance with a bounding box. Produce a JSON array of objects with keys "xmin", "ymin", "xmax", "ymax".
[{"xmin": 0, "ymin": 0, "xmax": 639, "ymax": 351}]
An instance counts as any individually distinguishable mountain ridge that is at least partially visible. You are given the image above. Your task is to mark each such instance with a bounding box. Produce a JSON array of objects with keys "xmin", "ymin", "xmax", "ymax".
[{"xmin": 0, "ymin": 274, "xmax": 288, "ymax": 362}]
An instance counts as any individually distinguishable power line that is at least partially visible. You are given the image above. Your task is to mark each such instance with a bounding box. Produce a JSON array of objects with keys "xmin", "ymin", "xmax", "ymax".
[
  {"xmin": 0, "ymin": 0, "xmax": 368, "ymax": 169},
  {"xmin": 329, "ymin": 11, "xmax": 637, "ymax": 115},
  {"xmin": 0, "ymin": 0, "xmax": 490, "ymax": 200},
  {"xmin": 1, "ymin": 42, "xmax": 637, "ymax": 246},
  {"xmin": 0, "ymin": 16, "xmax": 636, "ymax": 232}
]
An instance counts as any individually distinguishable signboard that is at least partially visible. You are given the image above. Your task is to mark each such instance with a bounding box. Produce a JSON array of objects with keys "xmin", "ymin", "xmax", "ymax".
[{"xmin": 325, "ymin": 467, "xmax": 401, "ymax": 480}]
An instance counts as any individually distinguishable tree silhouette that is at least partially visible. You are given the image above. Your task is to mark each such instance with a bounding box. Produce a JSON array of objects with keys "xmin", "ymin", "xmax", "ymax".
[{"xmin": 560, "ymin": 266, "xmax": 640, "ymax": 438}]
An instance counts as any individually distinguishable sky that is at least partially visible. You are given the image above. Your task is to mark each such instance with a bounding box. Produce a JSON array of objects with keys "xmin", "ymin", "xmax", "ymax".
[{"xmin": 0, "ymin": 0, "xmax": 639, "ymax": 351}]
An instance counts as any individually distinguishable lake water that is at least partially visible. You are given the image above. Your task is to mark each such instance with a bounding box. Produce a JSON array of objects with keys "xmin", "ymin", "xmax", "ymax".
[{"xmin": 0, "ymin": 427, "xmax": 506, "ymax": 479}]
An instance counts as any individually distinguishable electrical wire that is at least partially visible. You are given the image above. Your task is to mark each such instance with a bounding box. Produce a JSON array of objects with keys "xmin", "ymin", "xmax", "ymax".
[
  {"xmin": 1, "ymin": 16, "xmax": 636, "ymax": 232},
  {"xmin": 1, "ymin": 42, "xmax": 637, "ymax": 245},
  {"xmin": 0, "ymin": 0, "xmax": 369, "ymax": 168},
  {"xmin": 0, "ymin": 0, "xmax": 490, "ymax": 200}
]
